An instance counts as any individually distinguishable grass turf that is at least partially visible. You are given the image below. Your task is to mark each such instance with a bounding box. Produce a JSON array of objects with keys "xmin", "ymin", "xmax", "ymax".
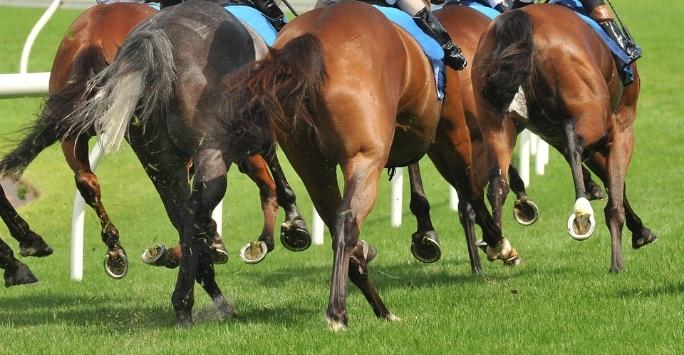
[{"xmin": 0, "ymin": 1, "xmax": 683, "ymax": 353}]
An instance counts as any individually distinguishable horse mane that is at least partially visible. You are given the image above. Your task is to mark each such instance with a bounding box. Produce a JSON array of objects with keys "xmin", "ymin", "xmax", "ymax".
[{"xmin": 480, "ymin": 10, "xmax": 534, "ymax": 114}]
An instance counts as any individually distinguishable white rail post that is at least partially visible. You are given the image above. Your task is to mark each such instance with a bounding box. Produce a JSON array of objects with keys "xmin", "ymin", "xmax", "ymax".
[
  {"xmin": 450, "ymin": 186, "xmax": 459, "ymax": 211},
  {"xmin": 535, "ymin": 139, "xmax": 549, "ymax": 176},
  {"xmin": 518, "ymin": 129, "xmax": 531, "ymax": 188},
  {"xmin": 19, "ymin": 0, "xmax": 62, "ymax": 73},
  {"xmin": 390, "ymin": 167, "xmax": 403, "ymax": 227},
  {"xmin": 312, "ymin": 207, "xmax": 324, "ymax": 245}
]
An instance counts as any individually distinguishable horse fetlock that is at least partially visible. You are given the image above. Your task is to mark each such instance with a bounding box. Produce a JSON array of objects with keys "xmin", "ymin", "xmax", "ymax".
[
  {"xmin": 210, "ymin": 239, "xmax": 228, "ymax": 264},
  {"xmin": 141, "ymin": 244, "xmax": 180, "ymax": 268},
  {"xmin": 326, "ymin": 312, "xmax": 348, "ymax": 332},
  {"xmin": 632, "ymin": 227, "xmax": 657, "ymax": 249},
  {"xmin": 19, "ymin": 233, "xmax": 53, "ymax": 258}
]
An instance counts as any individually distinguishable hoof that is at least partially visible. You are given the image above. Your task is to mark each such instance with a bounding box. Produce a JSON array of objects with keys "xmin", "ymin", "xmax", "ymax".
[
  {"xmin": 4, "ymin": 262, "xmax": 38, "ymax": 287},
  {"xmin": 140, "ymin": 244, "xmax": 179, "ymax": 269},
  {"xmin": 567, "ymin": 213, "xmax": 596, "ymax": 241},
  {"xmin": 104, "ymin": 248, "xmax": 128, "ymax": 279},
  {"xmin": 568, "ymin": 198, "xmax": 595, "ymax": 240},
  {"xmin": 632, "ymin": 228, "xmax": 658, "ymax": 249},
  {"xmin": 513, "ymin": 198, "xmax": 539, "ymax": 226},
  {"xmin": 280, "ymin": 218, "xmax": 311, "ymax": 252},
  {"xmin": 176, "ymin": 314, "xmax": 194, "ymax": 328},
  {"xmin": 213, "ymin": 295, "xmax": 235, "ymax": 320},
  {"xmin": 484, "ymin": 239, "xmax": 521, "ymax": 266},
  {"xmin": 19, "ymin": 233, "xmax": 53, "ymax": 258},
  {"xmin": 239, "ymin": 241, "xmax": 268, "ymax": 264},
  {"xmin": 356, "ymin": 239, "xmax": 377, "ymax": 263},
  {"xmin": 326, "ymin": 317, "xmax": 347, "ymax": 332},
  {"xmin": 410, "ymin": 231, "xmax": 441, "ymax": 263},
  {"xmin": 211, "ymin": 240, "xmax": 229, "ymax": 264},
  {"xmin": 383, "ymin": 313, "xmax": 401, "ymax": 322}
]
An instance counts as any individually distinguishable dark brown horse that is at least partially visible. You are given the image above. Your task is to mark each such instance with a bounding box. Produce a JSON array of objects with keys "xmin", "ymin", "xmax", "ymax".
[
  {"xmin": 472, "ymin": 4, "xmax": 656, "ymax": 273},
  {"xmin": 0, "ymin": 2, "xmax": 308, "ymax": 278},
  {"xmin": 226, "ymin": 1, "xmax": 520, "ymax": 330}
]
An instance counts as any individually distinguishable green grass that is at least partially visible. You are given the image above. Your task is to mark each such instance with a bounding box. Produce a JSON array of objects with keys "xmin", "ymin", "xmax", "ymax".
[{"xmin": 1, "ymin": 1, "xmax": 683, "ymax": 353}]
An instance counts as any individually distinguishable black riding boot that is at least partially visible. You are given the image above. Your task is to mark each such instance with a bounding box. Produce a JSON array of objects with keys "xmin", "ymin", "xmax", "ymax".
[
  {"xmin": 512, "ymin": 0, "xmax": 533, "ymax": 9},
  {"xmin": 598, "ymin": 18, "xmax": 642, "ymax": 65},
  {"xmin": 493, "ymin": 0, "xmax": 511, "ymax": 12},
  {"xmin": 251, "ymin": 0, "xmax": 287, "ymax": 31},
  {"xmin": 413, "ymin": 8, "xmax": 467, "ymax": 71}
]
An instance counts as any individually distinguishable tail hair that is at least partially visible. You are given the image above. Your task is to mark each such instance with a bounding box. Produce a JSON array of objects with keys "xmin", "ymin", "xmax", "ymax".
[
  {"xmin": 60, "ymin": 20, "xmax": 175, "ymax": 153},
  {"xmin": 0, "ymin": 47, "xmax": 108, "ymax": 176},
  {"xmin": 480, "ymin": 10, "xmax": 534, "ymax": 114},
  {"xmin": 221, "ymin": 34, "xmax": 327, "ymax": 157}
]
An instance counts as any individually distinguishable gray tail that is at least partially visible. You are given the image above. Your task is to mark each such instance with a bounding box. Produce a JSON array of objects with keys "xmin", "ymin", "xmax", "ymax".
[
  {"xmin": 60, "ymin": 20, "xmax": 175, "ymax": 153},
  {"xmin": 0, "ymin": 47, "xmax": 108, "ymax": 176},
  {"xmin": 480, "ymin": 10, "xmax": 534, "ymax": 113}
]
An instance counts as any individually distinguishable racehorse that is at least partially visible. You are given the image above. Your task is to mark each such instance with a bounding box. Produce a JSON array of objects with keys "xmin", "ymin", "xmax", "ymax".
[
  {"xmin": 224, "ymin": 1, "xmax": 520, "ymax": 329},
  {"xmin": 59, "ymin": 0, "xmax": 310, "ymax": 325},
  {"xmin": 472, "ymin": 4, "xmax": 657, "ymax": 273},
  {"xmin": 0, "ymin": 1, "xmax": 309, "ymax": 278},
  {"xmin": 407, "ymin": 3, "xmax": 607, "ymax": 266},
  {"xmin": 0, "ymin": 184, "xmax": 51, "ymax": 287}
]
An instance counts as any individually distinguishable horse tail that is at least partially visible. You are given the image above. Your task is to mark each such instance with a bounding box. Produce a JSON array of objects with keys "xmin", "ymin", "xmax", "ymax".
[
  {"xmin": 480, "ymin": 10, "xmax": 534, "ymax": 113},
  {"xmin": 0, "ymin": 47, "xmax": 109, "ymax": 176},
  {"xmin": 223, "ymin": 34, "xmax": 327, "ymax": 155},
  {"xmin": 61, "ymin": 20, "xmax": 175, "ymax": 153}
]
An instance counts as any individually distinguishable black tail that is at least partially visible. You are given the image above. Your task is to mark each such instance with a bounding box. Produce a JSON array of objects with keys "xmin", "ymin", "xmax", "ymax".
[
  {"xmin": 0, "ymin": 47, "xmax": 108, "ymax": 176},
  {"xmin": 480, "ymin": 10, "xmax": 534, "ymax": 113},
  {"xmin": 222, "ymin": 34, "xmax": 327, "ymax": 156}
]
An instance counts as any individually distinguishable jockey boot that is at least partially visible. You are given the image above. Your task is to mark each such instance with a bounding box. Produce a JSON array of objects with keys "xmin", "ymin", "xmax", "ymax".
[
  {"xmin": 251, "ymin": 0, "xmax": 287, "ymax": 31},
  {"xmin": 413, "ymin": 8, "xmax": 467, "ymax": 71},
  {"xmin": 590, "ymin": 5, "xmax": 642, "ymax": 65},
  {"xmin": 493, "ymin": 0, "xmax": 511, "ymax": 13},
  {"xmin": 512, "ymin": 0, "xmax": 533, "ymax": 9}
]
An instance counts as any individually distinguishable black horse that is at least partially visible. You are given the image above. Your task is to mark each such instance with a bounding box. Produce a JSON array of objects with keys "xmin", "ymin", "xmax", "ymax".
[{"xmin": 59, "ymin": 0, "xmax": 305, "ymax": 325}]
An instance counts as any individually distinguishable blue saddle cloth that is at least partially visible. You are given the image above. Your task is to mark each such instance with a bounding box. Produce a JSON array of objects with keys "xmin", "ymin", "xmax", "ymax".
[
  {"xmin": 224, "ymin": 5, "xmax": 280, "ymax": 46},
  {"xmin": 146, "ymin": 2, "xmax": 160, "ymax": 10},
  {"xmin": 373, "ymin": 5, "xmax": 445, "ymax": 100},
  {"xmin": 549, "ymin": 0, "xmax": 634, "ymax": 82}
]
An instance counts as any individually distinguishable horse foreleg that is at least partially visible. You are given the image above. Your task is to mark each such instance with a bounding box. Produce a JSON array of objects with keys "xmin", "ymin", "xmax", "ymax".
[
  {"xmin": 63, "ymin": 135, "xmax": 127, "ymax": 278},
  {"xmin": 407, "ymin": 163, "xmax": 441, "ymax": 263},
  {"xmin": 563, "ymin": 120, "xmax": 596, "ymax": 241},
  {"xmin": 266, "ymin": 152, "xmax": 311, "ymax": 252},
  {"xmin": 0, "ymin": 184, "xmax": 52, "ymax": 258},
  {"xmin": 508, "ymin": 164, "xmax": 539, "ymax": 226},
  {"xmin": 0, "ymin": 237, "xmax": 38, "ymax": 287}
]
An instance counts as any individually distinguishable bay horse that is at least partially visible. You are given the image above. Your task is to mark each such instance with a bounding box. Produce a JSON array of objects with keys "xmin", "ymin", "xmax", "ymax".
[
  {"xmin": 60, "ymin": 0, "xmax": 307, "ymax": 326},
  {"xmin": 472, "ymin": 4, "xmax": 657, "ymax": 273},
  {"xmin": 407, "ymin": 3, "xmax": 606, "ymax": 265},
  {"xmin": 0, "ymin": 1, "xmax": 309, "ymax": 278},
  {"xmin": 0, "ymin": 185, "xmax": 51, "ymax": 287},
  {"xmin": 225, "ymin": 1, "xmax": 520, "ymax": 329}
]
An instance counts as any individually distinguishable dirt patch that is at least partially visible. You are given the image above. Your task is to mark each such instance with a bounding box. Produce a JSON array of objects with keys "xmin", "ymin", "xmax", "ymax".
[{"xmin": 0, "ymin": 177, "xmax": 38, "ymax": 208}]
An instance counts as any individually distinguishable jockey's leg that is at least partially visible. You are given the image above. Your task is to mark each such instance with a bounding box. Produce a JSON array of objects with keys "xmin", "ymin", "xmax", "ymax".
[
  {"xmin": 399, "ymin": 0, "xmax": 467, "ymax": 70},
  {"xmin": 582, "ymin": 0, "xmax": 642, "ymax": 64},
  {"xmin": 251, "ymin": 0, "xmax": 288, "ymax": 31},
  {"xmin": 485, "ymin": 0, "xmax": 511, "ymax": 12},
  {"xmin": 512, "ymin": 0, "xmax": 533, "ymax": 9}
]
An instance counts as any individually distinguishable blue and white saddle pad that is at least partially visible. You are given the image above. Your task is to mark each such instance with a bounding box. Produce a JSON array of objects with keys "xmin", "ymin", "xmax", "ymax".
[
  {"xmin": 224, "ymin": 5, "xmax": 281, "ymax": 46},
  {"xmin": 373, "ymin": 5, "xmax": 445, "ymax": 100},
  {"xmin": 147, "ymin": 2, "xmax": 160, "ymax": 10},
  {"xmin": 549, "ymin": 0, "xmax": 634, "ymax": 82}
]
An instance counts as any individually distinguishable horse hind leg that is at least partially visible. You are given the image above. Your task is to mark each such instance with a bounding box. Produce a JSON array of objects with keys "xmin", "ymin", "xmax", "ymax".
[
  {"xmin": 63, "ymin": 135, "xmax": 127, "ymax": 279},
  {"xmin": 508, "ymin": 164, "xmax": 540, "ymax": 226},
  {"xmin": 407, "ymin": 163, "xmax": 441, "ymax": 263},
  {"xmin": 0, "ymin": 237, "xmax": 38, "ymax": 287},
  {"xmin": 267, "ymin": 152, "xmax": 311, "ymax": 252},
  {"xmin": 563, "ymin": 120, "xmax": 597, "ymax": 241}
]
